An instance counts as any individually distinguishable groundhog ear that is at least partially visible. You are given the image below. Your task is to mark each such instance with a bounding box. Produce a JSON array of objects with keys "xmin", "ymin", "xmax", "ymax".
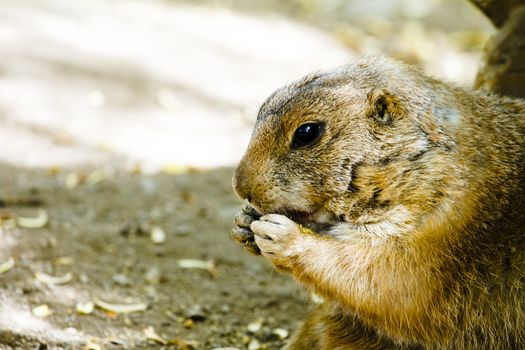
[{"xmin": 367, "ymin": 89, "xmax": 399, "ymax": 125}]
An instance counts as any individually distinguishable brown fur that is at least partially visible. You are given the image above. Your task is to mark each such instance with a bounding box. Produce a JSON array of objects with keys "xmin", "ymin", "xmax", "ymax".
[{"xmin": 232, "ymin": 56, "xmax": 525, "ymax": 349}]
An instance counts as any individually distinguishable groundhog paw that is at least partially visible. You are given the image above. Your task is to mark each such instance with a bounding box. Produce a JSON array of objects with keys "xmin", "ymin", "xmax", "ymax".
[
  {"xmin": 231, "ymin": 202, "xmax": 262, "ymax": 255},
  {"xmin": 251, "ymin": 214, "xmax": 302, "ymax": 270}
]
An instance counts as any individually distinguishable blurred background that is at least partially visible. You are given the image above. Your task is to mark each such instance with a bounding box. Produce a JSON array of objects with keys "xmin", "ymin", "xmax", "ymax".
[
  {"xmin": 0, "ymin": 0, "xmax": 494, "ymax": 349},
  {"xmin": 0, "ymin": 0, "xmax": 492, "ymax": 171}
]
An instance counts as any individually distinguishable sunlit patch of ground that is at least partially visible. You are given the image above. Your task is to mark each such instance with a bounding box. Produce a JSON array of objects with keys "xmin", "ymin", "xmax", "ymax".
[
  {"xmin": 0, "ymin": 295, "xmax": 86, "ymax": 346},
  {"xmin": 0, "ymin": 0, "xmax": 352, "ymax": 171},
  {"xmin": 0, "ymin": 0, "xmax": 492, "ymax": 172}
]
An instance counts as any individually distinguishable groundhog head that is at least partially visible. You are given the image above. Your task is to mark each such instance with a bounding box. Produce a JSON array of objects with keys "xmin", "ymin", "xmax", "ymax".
[{"xmin": 233, "ymin": 57, "xmax": 455, "ymax": 224}]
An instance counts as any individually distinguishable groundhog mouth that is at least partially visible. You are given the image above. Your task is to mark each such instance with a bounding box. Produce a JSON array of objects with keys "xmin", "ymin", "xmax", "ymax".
[
  {"xmin": 284, "ymin": 210, "xmax": 335, "ymax": 233},
  {"xmin": 284, "ymin": 210, "xmax": 313, "ymax": 225}
]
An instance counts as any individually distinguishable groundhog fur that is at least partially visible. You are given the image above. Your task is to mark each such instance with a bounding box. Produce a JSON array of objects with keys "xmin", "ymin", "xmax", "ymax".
[{"xmin": 231, "ymin": 56, "xmax": 525, "ymax": 349}]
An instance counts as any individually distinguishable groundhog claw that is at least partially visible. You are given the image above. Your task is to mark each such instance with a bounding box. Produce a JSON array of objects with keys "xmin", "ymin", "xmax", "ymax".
[
  {"xmin": 230, "ymin": 227, "xmax": 254, "ymax": 243},
  {"xmin": 244, "ymin": 240, "xmax": 261, "ymax": 255},
  {"xmin": 242, "ymin": 201, "xmax": 262, "ymax": 218},
  {"xmin": 234, "ymin": 211, "xmax": 255, "ymax": 228},
  {"xmin": 232, "ymin": 205, "xmax": 262, "ymax": 255}
]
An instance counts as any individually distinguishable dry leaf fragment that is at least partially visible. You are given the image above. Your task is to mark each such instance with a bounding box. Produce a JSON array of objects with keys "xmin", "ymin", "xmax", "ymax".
[
  {"xmin": 32, "ymin": 304, "xmax": 52, "ymax": 318},
  {"xmin": 0, "ymin": 212, "xmax": 16, "ymax": 230},
  {"xmin": 84, "ymin": 340, "xmax": 103, "ymax": 350},
  {"xmin": 103, "ymin": 310, "xmax": 118, "ymax": 318},
  {"xmin": 168, "ymin": 337, "xmax": 200, "ymax": 350},
  {"xmin": 35, "ymin": 272, "xmax": 73, "ymax": 285},
  {"xmin": 76, "ymin": 301, "xmax": 95, "ymax": 315},
  {"xmin": 106, "ymin": 336, "xmax": 126, "ymax": 346},
  {"xmin": 150, "ymin": 226, "xmax": 166, "ymax": 244},
  {"xmin": 183, "ymin": 318, "xmax": 194, "ymax": 329},
  {"xmin": 177, "ymin": 259, "xmax": 217, "ymax": 277},
  {"xmin": 16, "ymin": 209, "xmax": 48, "ymax": 228},
  {"xmin": 0, "ymin": 257, "xmax": 14, "ymax": 274},
  {"xmin": 177, "ymin": 259, "xmax": 213, "ymax": 269},
  {"xmin": 54, "ymin": 256, "xmax": 74, "ymax": 266},
  {"xmin": 93, "ymin": 297, "xmax": 148, "ymax": 314},
  {"xmin": 144, "ymin": 326, "xmax": 167, "ymax": 345}
]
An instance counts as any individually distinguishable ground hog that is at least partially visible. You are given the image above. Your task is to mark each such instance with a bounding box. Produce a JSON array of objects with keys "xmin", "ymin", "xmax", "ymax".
[{"xmin": 231, "ymin": 56, "xmax": 525, "ymax": 349}]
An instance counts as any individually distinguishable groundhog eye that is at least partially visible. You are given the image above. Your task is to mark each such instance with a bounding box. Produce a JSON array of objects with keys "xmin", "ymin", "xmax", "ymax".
[{"xmin": 291, "ymin": 122, "xmax": 324, "ymax": 149}]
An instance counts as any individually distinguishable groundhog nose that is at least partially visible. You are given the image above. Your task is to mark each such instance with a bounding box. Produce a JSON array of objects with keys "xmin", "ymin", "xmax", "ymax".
[{"xmin": 232, "ymin": 170, "xmax": 251, "ymax": 202}]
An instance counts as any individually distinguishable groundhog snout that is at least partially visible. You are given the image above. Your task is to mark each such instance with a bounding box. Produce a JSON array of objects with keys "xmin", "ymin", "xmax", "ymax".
[{"xmin": 232, "ymin": 165, "xmax": 252, "ymax": 202}]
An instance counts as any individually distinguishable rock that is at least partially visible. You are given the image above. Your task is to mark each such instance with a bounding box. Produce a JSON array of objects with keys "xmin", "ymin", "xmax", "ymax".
[
  {"xmin": 246, "ymin": 318, "xmax": 264, "ymax": 333},
  {"xmin": 272, "ymin": 328, "xmax": 289, "ymax": 340},
  {"xmin": 112, "ymin": 274, "xmax": 132, "ymax": 286},
  {"xmin": 185, "ymin": 304, "xmax": 207, "ymax": 321},
  {"xmin": 247, "ymin": 338, "xmax": 261, "ymax": 350}
]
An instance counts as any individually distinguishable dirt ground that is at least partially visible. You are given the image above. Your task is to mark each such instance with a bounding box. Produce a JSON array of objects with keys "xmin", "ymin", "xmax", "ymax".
[
  {"xmin": 0, "ymin": 164, "xmax": 307, "ymax": 349},
  {"xmin": 0, "ymin": 0, "xmax": 494, "ymax": 349}
]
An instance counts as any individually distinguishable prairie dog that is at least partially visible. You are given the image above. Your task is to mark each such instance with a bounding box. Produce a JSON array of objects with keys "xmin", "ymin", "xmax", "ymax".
[{"xmin": 231, "ymin": 56, "xmax": 525, "ymax": 349}]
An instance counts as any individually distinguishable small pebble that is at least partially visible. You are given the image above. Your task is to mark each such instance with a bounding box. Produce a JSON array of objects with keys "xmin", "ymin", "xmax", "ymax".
[
  {"xmin": 65, "ymin": 327, "xmax": 78, "ymax": 335},
  {"xmin": 76, "ymin": 301, "xmax": 94, "ymax": 315},
  {"xmin": 174, "ymin": 224, "xmax": 191, "ymax": 236},
  {"xmin": 241, "ymin": 335, "xmax": 251, "ymax": 345},
  {"xmin": 150, "ymin": 226, "xmax": 166, "ymax": 244},
  {"xmin": 112, "ymin": 274, "xmax": 131, "ymax": 286},
  {"xmin": 32, "ymin": 304, "xmax": 52, "ymax": 318},
  {"xmin": 247, "ymin": 318, "xmax": 264, "ymax": 333},
  {"xmin": 272, "ymin": 328, "xmax": 289, "ymax": 340},
  {"xmin": 185, "ymin": 304, "xmax": 207, "ymax": 321},
  {"xmin": 247, "ymin": 338, "xmax": 261, "ymax": 350},
  {"xmin": 145, "ymin": 267, "xmax": 161, "ymax": 284}
]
